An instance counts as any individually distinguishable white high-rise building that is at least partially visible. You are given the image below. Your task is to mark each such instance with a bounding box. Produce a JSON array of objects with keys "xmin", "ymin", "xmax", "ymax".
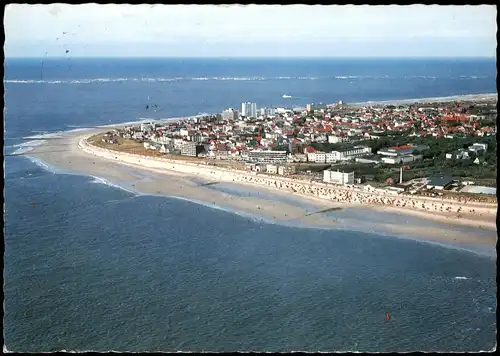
[
  {"xmin": 241, "ymin": 102, "xmax": 257, "ymax": 118},
  {"xmin": 259, "ymin": 107, "xmax": 276, "ymax": 117}
]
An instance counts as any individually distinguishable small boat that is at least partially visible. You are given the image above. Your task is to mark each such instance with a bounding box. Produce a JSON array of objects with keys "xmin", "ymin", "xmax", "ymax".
[{"xmin": 282, "ymin": 94, "xmax": 292, "ymax": 98}]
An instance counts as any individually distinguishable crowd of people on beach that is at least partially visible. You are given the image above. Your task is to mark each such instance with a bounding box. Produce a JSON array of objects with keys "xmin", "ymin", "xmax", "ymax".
[
  {"xmin": 234, "ymin": 175, "xmax": 493, "ymax": 218},
  {"xmin": 83, "ymin": 137, "xmax": 496, "ymax": 220}
]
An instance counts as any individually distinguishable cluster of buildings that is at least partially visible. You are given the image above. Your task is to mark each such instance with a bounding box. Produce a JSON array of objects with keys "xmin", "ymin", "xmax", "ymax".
[
  {"xmin": 222, "ymin": 102, "xmax": 278, "ymax": 121},
  {"xmin": 375, "ymin": 143, "xmax": 428, "ymax": 165},
  {"xmin": 445, "ymin": 142, "xmax": 489, "ymax": 164},
  {"xmin": 101, "ymin": 131, "xmax": 119, "ymax": 144},
  {"xmin": 303, "ymin": 142, "xmax": 431, "ymax": 165},
  {"xmin": 110, "ymin": 99, "xmax": 494, "ymax": 182}
]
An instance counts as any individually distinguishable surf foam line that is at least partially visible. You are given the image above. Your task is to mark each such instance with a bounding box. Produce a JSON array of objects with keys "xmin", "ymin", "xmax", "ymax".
[
  {"xmin": 24, "ymin": 132, "xmax": 65, "ymax": 140},
  {"xmin": 22, "ymin": 152, "xmax": 141, "ymax": 196},
  {"xmin": 89, "ymin": 176, "xmax": 141, "ymax": 195},
  {"xmin": 350, "ymin": 92, "xmax": 497, "ymax": 107},
  {"xmin": 5, "ymin": 75, "xmax": 493, "ymax": 85},
  {"xmin": 11, "ymin": 140, "xmax": 47, "ymax": 155},
  {"xmin": 144, "ymin": 192, "xmax": 384, "ymax": 232},
  {"xmin": 23, "ymin": 155, "xmax": 67, "ymax": 175},
  {"xmin": 28, "ymin": 148, "xmax": 497, "ymax": 256},
  {"xmin": 368, "ymin": 227, "xmax": 496, "ymax": 258},
  {"xmin": 147, "ymin": 192, "xmax": 494, "ymax": 251},
  {"xmin": 143, "ymin": 193, "xmax": 305, "ymax": 228}
]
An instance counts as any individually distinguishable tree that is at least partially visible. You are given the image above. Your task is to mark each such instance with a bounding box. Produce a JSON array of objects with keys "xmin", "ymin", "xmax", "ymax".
[
  {"xmin": 423, "ymin": 150, "xmax": 434, "ymax": 159},
  {"xmin": 272, "ymin": 145, "xmax": 289, "ymax": 152}
]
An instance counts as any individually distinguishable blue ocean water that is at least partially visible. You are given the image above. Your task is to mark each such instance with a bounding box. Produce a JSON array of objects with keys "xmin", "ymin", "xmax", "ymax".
[{"xmin": 3, "ymin": 58, "xmax": 497, "ymax": 352}]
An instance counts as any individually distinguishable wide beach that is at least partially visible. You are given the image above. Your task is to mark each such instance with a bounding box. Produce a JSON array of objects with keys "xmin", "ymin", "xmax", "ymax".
[
  {"xmin": 24, "ymin": 125, "xmax": 497, "ymax": 257},
  {"xmin": 351, "ymin": 92, "xmax": 498, "ymax": 107}
]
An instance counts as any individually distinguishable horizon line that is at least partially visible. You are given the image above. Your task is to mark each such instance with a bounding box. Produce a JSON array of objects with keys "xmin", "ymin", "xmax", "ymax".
[{"xmin": 5, "ymin": 55, "xmax": 496, "ymax": 60}]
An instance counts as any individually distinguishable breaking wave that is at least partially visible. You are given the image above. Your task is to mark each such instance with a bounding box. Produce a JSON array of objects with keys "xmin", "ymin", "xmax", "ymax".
[
  {"xmin": 11, "ymin": 140, "xmax": 46, "ymax": 155},
  {"xmin": 90, "ymin": 176, "xmax": 138, "ymax": 195},
  {"xmin": 24, "ymin": 131, "xmax": 65, "ymax": 140},
  {"xmin": 4, "ymin": 75, "xmax": 492, "ymax": 85},
  {"xmin": 25, "ymin": 156, "xmax": 65, "ymax": 175},
  {"xmin": 166, "ymin": 195, "xmax": 269, "ymax": 223}
]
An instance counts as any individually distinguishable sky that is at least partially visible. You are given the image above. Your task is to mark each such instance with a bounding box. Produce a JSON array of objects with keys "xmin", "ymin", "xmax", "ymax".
[{"xmin": 4, "ymin": 4, "xmax": 497, "ymax": 58}]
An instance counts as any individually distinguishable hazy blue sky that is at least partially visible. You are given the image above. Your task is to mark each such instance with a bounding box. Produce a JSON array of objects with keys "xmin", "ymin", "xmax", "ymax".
[{"xmin": 4, "ymin": 4, "xmax": 497, "ymax": 58}]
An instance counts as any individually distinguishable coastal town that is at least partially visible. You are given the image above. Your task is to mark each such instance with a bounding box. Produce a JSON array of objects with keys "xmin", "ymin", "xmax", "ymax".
[{"xmin": 92, "ymin": 97, "xmax": 497, "ymax": 202}]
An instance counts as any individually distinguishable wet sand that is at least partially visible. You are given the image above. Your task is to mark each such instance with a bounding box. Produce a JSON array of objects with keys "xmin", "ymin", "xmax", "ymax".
[{"xmin": 24, "ymin": 127, "xmax": 497, "ymax": 256}]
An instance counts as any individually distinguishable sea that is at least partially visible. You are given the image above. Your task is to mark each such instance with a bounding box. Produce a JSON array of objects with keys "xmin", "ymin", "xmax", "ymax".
[{"xmin": 3, "ymin": 57, "xmax": 497, "ymax": 352}]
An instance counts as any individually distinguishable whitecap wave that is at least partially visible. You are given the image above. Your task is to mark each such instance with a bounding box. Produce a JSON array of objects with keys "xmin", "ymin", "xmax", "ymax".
[
  {"xmin": 454, "ymin": 276, "xmax": 469, "ymax": 280},
  {"xmin": 24, "ymin": 131, "xmax": 65, "ymax": 139},
  {"xmin": 167, "ymin": 195, "xmax": 262, "ymax": 221},
  {"xmin": 90, "ymin": 176, "xmax": 138, "ymax": 195},
  {"xmin": 4, "ymin": 79, "xmax": 45, "ymax": 84},
  {"xmin": 4, "ymin": 75, "xmax": 324, "ymax": 84},
  {"xmin": 12, "ymin": 140, "xmax": 45, "ymax": 148},
  {"xmin": 11, "ymin": 140, "xmax": 46, "ymax": 154},
  {"xmin": 25, "ymin": 156, "xmax": 63, "ymax": 174},
  {"xmin": 4, "ymin": 77, "xmax": 184, "ymax": 85},
  {"xmin": 334, "ymin": 75, "xmax": 372, "ymax": 79},
  {"xmin": 66, "ymin": 127, "xmax": 91, "ymax": 133},
  {"xmin": 4, "ymin": 74, "xmax": 493, "ymax": 85},
  {"xmin": 213, "ymin": 76, "xmax": 266, "ymax": 81},
  {"xmin": 12, "ymin": 146, "xmax": 35, "ymax": 155}
]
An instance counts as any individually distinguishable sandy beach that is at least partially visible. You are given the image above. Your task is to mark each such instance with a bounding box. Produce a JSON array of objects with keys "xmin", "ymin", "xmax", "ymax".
[
  {"xmin": 351, "ymin": 92, "xmax": 498, "ymax": 107},
  {"xmin": 19, "ymin": 125, "xmax": 497, "ymax": 256}
]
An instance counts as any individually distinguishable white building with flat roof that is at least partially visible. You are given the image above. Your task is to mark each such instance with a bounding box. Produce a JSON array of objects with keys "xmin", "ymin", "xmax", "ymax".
[
  {"xmin": 328, "ymin": 135, "xmax": 350, "ymax": 144},
  {"xmin": 331, "ymin": 146, "xmax": 372, "ymax": 161},
  {"xmin": 381, "ymin": 155, "xmax": 419, "ymax": 165},
  {"xmin": 265, "ymin": 164, "xmax": 278, "ymax": 174},
  {"xmin": 469, "ymin": 143, "xmax": 488, "ymax": 152},
  {"xmin": 323, "ymin": 170, "xmax": 354, "ymax": 185},
  {"xmin": 259, "ymin": 107, "xmax": 276, "ymax": 117},
  {"xmin": 140, "ymin": 122, "xmax": 154, "ymax": 132},
  {"xmin": 248, "ymin": 150, "xmax": 287, "ymax": 164},
  {"xmin": 221, "ymin": 108, "xmax": 239, "ymax": 121},
  {"xmin": 307, "ymin": 151, "xmax": 338, "ymax": 163}
]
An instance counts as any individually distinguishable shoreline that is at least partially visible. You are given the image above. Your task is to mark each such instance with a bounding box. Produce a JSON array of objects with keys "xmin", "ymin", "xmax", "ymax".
[
  {"xmin": 349, "ymin": 92, "xmax": 497, "ymax": 107},
  {"xmin": 20, "ymin": 127, "xmax": 497, "ymax": 257},
  {"xmin": 80, "ymin": 133, "xmax": 497, "ymax": 229}
]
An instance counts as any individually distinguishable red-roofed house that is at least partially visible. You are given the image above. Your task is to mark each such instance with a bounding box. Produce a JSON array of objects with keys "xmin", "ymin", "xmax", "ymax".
[{"xmin": 304, "ymin": 146, "xmax": 316, "ymax": 153}]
